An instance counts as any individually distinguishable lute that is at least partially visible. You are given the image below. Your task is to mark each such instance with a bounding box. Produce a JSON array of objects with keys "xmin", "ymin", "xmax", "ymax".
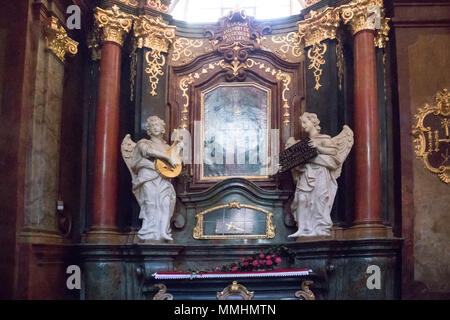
[{"xmin": 155, "ymin": 140, "xmax": 182, "ymax": 178}]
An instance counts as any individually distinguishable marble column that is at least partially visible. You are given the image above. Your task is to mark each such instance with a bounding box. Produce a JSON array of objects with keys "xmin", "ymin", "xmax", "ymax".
[
  {"xmin": 89, "ymin": 6, "xmax": 132, "ymax": 237},
  {"xmin": 341, "ymin": 0, "xmax": 390, "ymax": 237}
]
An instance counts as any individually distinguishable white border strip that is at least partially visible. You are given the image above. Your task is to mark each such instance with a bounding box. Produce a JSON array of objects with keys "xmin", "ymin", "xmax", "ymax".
[{"xmin": 152, "ymin": 270, "xmax": 312, "ymax": 280}]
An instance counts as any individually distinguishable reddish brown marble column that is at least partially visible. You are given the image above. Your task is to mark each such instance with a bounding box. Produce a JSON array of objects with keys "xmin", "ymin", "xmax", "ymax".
[
  {"xmin": 353, "ymin": 30, "xmax": 382, "ymax": 225},
  {"xmin": 91, "ymin": 41, "xmax": 122, "ymax": 231}
]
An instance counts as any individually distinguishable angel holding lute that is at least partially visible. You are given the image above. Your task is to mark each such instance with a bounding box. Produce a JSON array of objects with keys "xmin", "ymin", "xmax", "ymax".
[
  {"xmin": 285, "ymin": 112, "xmax": 354, "ymax": 238},
  {"xmin": 121, "ymin": 116, "xmax": 183, "ymax": 241}
]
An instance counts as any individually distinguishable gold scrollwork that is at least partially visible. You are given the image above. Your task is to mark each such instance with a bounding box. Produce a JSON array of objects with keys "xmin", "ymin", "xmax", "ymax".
[
  {"xmin": 340, "ymin": 0, "xmax": 385, "ymax": 35},
  {"xmin": 172, "ymin": 38, "xmax": 204, "ymax": 63},
  {"xmin": 145, "ymin": 50, "xmax": 166, "ymax": 96},
  {"xmin": 94, "ymin": 5, "xmax": 133, "ymax": 47},
  {"xmin": 217, "ymin": 281, "xmax": 254, "ymax": 300},
  {"xmin": 412, "ymin": 88, "xmax": 450, "ymax": 184},
  {"xmin": 152, "ymin": 283, "xmax": 173, "ymax": 300},
  {"xmin": 271, "ymin": 32, "xmax": 303, "ymax": 58},
  {"xmin": 43, "ymin": 16, "xmax": 78, "ymax": 62},
  {"xmin": 295, "ymin": 280, "xmax": 316, "ymax": 300},
  {"xmin": 179, "ymin": 62, "xmax": 221, "ymax": 129},
  {"xmin": 134, "ymin": 15, "xmax": 176, "ymax": 96},
  {"xmin": 307, "ymin": 42, "xmax": 327, "ymax": 91},
  {"xmin": 146, "ymin": 0, "xmax": 169, "ymax": 13},
  {"xmin": 193, "ymin": 200, "xmax": 276, "ymax": 240}
]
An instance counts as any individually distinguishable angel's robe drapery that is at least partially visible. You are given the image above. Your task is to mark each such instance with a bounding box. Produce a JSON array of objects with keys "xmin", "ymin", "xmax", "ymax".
[
  {"xmin": 130, "ymin": 139, "xmax": 176, "ymax": 240},
  {"xmin": 290, "ymin": 134, "xmax": 342, "ymax": 237}
]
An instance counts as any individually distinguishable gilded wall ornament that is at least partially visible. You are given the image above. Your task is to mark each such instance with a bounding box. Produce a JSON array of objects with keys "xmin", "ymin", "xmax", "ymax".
[
  {"xmin": 412, "ymin": 88, "xmax": 450, "ymax": 184},
  {"xmin": 146, "ymin": 0, "xmax": 170, "ymax": 13},
  {"xmin": 145, "ymin": 50, "xmax": 166, "ymax": 96},
  {"xmin": 134, "ymin": 15, "xmax": 176, "ymax": 96},
  {"xmin": 297, "ymin": 7, "xmax": 340, "ymax": 91},
  {"xmin": 307, "ymin": 42, "xmax": 327, "ymax": 91},
  {"xmin": 94, "ymin": 5, "xmax": 133, "ymax": 47},
  {"xmin": 270, "ymin": 32, "xmax": 303, "ymax": 59},
  {"xmin": 171, "ymin": 38, "xmax": 213, "ymax": 65},
  {"xmin": 204, "ymin": 9, "xmax": 271, "ymax": 81},
  {"xmin": 43, "ymin": 16, "xmax": 78, "ymax": 62}
]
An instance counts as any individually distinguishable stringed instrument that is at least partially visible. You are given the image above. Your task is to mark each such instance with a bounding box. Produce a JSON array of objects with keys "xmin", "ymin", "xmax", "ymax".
[{"xmin": 155, "ymin": 138, "xmax": 183, "ymax": 179}]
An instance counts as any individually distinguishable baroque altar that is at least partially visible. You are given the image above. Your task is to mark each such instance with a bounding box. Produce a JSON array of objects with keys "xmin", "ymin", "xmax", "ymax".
[{"xmin": 78, "ymin": 0, "xmax": 401, "ymax": 300}]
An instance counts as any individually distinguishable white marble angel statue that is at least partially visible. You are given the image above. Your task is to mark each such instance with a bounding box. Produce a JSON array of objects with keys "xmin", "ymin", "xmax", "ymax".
[
  {"xmin": 121, "ymin": 116, "xmax": 183, "ymax": 241},
  {"xmin": 286, "ymin": 112, "xmax": 354, "ymax": 238}
]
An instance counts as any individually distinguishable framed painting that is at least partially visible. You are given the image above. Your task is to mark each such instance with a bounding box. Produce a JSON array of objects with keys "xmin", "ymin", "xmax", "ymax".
[{"xmin": 200, "ymin": 83, "xmax": 271, "ymax": 180}]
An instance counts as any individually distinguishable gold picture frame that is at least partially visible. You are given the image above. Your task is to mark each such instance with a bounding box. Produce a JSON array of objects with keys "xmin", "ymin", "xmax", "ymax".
[{"xmin": 193, "ymin": 200, "xmax": 276, "ymax": 240}]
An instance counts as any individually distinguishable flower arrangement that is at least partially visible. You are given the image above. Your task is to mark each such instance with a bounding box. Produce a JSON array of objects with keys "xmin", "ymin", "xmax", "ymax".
[{"xmin": 214, "ymin": 252, "xmax": 284, "ymax": 273}]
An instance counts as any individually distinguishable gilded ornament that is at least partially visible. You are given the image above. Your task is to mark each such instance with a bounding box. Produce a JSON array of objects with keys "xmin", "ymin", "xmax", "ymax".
[
  {"xmin": 43, "ymin": 16, "xmax": 78, "ymax": 62},
  {"xmin": 271, "ymin": 32, "xmax": 303, "ymax": 58},
  {"xmin": 94, "ymin": 5, "xmax": 133, "ymax": 47},
  {"xmin": 146, "ymin": 0, "xmax": 170, "ymax": 13},
  {"xmin": 134, "ymin": 15, "xmax": 175, "ymax": 96},
  {"xmin": 193, "ymin": 200, "xmax": 276, "ymax": 240},
  {"xmin": 295, "ymin": 280, "xmax": 316, "ymax": 300},
  {"xmin": 152, "ymin": 283, "xmax": 173, "ymax": 300},
  {"xmin": 298, "ymin": 0, "xmax": 322, "ymax": 8},
  {"xmin": 412, "ymin": 88, "xmax": 450, "ymax": 184},
  {"xmin": 307, "ymin": 42, "xmax": 327, "ymax": 91},
  {"xmin": 171, "ymin": 38, "xmax": 206, "ymax": 64},
  {"xmin": 297, "ymin": 8, "xmax": 340, "ymax": 48},
  {"xmin": 217, "ymin": 281, "xmax": 254, "ymax": 300}
]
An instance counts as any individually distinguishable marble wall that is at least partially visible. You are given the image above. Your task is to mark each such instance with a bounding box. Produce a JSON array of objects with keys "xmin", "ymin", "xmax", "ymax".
[
  {"xmin": 408, "ymin": 33, "xmax": 450, "ymax": 293},
  {"xmin": 24, "ymin": 22, "xmax": 65, "ymax": 232},
  {"xmin": 393, "ymin": 0, "xmax": 450, "ymax": 297}
]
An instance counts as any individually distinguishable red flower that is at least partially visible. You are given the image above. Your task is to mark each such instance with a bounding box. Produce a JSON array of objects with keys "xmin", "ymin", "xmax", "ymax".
[
  {"xmin": 243, "ymin": 262, "xmax": 249, "ymax": 267},
  {"xmin": 259, "ymin": 253, "xmax": 265, "ymax": 259},
  {"xmin": 275, "ymin": 257, "xmax": 282, "ymax": 264},
  {"xmin": 215, "ymin": 266, "xmax": 221, "ymax": 271},
  {"xmin": 266, "ymin": 260, "xmax": 273, "ymax": 266},
  {"xmin": 252, "ymin": 260, "xmax": 259, "ymax": 266},
  {"xmin": 259, "ymin": 259, "xmax": 265, "ymax": 265},
  {"xmin": 266, "ymin": 255, "xmax": 271, "ymax": 260},
  {"xmin": 231, "ymin": 266, "xmax": 238, "ymax": 272}
]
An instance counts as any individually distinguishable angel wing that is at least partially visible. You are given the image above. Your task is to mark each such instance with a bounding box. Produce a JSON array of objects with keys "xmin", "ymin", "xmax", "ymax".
[
  {"xmin": 121, "ymin": 134, "xmax": 137, "ymax": 180},
  {"xmin": 330, "ymin": 125, "xmax": 354, "ymax": 179}
]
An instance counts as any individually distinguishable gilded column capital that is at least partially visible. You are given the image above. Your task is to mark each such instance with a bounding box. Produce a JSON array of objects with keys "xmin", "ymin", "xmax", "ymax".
[
  {"xmin": 340, "ymin": 0, "xmax": 384, "ymax": 35},
  {"xmin": 43, "ymin": 16, "xmax": 78, "ymax": 62},
  {"xmin": 94, "ymin": 5, "xmax": 133, "ymax": 47},
  {"xmin": 133, "ymin": 15, "xmax": 176, "ymax": 52},
  {"xmin": 297, "ymin": 7, "xmax": 341, "ymax": 47}
]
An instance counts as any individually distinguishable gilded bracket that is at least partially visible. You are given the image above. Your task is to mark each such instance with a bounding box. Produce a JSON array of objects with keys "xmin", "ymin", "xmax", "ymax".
[
  {"xmin": 412, "ymin": 88, "xmax": 450, "ymax": 184},
  {"xmin": 43, "ymin": 16, "xmax": 78, "ymax": 62}
]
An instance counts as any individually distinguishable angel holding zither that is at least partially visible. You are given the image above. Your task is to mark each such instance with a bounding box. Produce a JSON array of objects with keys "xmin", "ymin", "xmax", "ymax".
[
  {"xmin": 121, "ymin": 116, "xmax": 184, "ymax": 241},
  {"xmin": 285, "ymin": 112, "xmax": 354, "ymax": 238}
]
